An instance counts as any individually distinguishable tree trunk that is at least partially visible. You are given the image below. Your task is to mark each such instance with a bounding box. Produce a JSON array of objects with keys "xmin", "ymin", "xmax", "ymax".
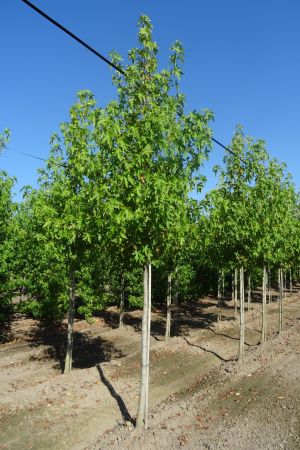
[
  {"xmin": 217, "ymin": 270, "xmax": 222, "ymax": 322},
  {"xmin": 119, "ymin": 274, "xmax": 125, "ymax": 327},
  {"xmin": 289, "ymin": 268, "xmax": 292, "ymax": 295},
  {"xmin": 165, "ymin": 273, "xmax": 172, "ymax": 340},
  {"xmin": 279, "ymin": 268, "xmax": 283, "ymax": 333},
  {"xmin": 174, "ymin": 268, "xmax": 179, "ymax": 334},
  {"xmin": 278, "ymin": 268, "xmax": 280, "ymax": 302},
  {"xmin": 144, "ymin": 263, "xmax": 151, "ymax": 429},
  {"xmin": 261, "ymin": 266, "xmax": 267, "ymax": 344},
  {"xmin": 234, "ymin": 268, "xmax": 238, "ymax": 316},
  {"xmin": 64, "ymin": 273, "xmax": 76, "ymax": 374},
  {"xmin": 238, "ymin": 267, "xmax": 245, "ymax": 361},
  {"xmin": 136, "ymin": 263, "xmax": 151, "ymax": 429},
  {"xmin": 221, "ymin": 269, "xmax": 225, "ymax": 304},
  {"xmin": 268, "ymin": 268, "xmax": 272, "ymax": 304},
  {"xmin": 247, "ymin": 274, "xmax": 251, "ymax": 311}
]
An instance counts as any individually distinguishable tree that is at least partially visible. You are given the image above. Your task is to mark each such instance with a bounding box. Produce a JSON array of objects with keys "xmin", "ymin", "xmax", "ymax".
[
  {"xmin": 0, "ymin": 130, "xmax": 15, "ymax": 322},
  {"xmin": 96, "ymin": 16, "xmax": 213, "ymax": 427},
  {"xmin": 249, "ymin": 154, "xmax": 298, "ymax": 339},
  {"xmin": 202, "ymin": 127, "xmax": 271, "ymax": 358},
  {"xmin": 11, "ymin": 189, "xmax": 69, "ymax": 321},
  {"xmin": 30, "ymin": 91, "xmax": 109, "ymax": 373}
]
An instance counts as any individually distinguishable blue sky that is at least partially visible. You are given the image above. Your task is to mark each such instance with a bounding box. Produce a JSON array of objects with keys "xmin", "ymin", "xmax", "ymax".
[{"xmin": 1, "ymin": 0, "xmax": 300, "ymax": 201}]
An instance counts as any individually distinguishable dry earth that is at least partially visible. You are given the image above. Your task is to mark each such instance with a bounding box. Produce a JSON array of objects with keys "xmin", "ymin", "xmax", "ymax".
[{"xmin": 1, "ymin": 288, "xmax": 300, "ymax": 450}]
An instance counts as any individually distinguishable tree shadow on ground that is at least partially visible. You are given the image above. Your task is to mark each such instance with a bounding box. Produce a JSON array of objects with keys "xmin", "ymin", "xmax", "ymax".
[
  {"xmin": 97, "ymin": 309, "xmax": 119, "ymax": 329},
  {"xmin": 28, "ymin": 323, "xmax": 124, "ymax": 372},
  {"xmin": 0, "ymin": 304, "xmax": 13, "ymax": 344},
  {"xmin": 96, "ymin": 363, "xmax": 134, "ymax": 424},
  {"xmin": 97, "ymin": 308, "xmax": 167, "ymax": 341},
  {"xmin": 189, "ymin": 300, "xmax": 216, "ymax": 309},
  {"xmin": 182, "ymin": 336, "xmax": 236, "ymax": 362},
  {"xmin": 173, "ymin": 313, "xmax": 218, "ymax": 337},
  {"xmin": 97, "ymin": 299, "xmax": 237, "ymax": 341},
  {"xmin": 207, "ymin": 326, "xmax": 257, "ymax": 347},
  {"xmin": 173, "ymin": 300, "xmax": 236, "ymax": 337},
  {"xmin": 128, "ymin": 303, "xmax": 234, "ymax": 340}
]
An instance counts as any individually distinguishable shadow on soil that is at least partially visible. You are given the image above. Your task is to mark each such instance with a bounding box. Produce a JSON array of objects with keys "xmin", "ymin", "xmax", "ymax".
[
  {"xmin": 173, "ymin": 299, "xmax": 236, "ymax": 338},
  {"xmin": 96, "ymin": 364, "xmax": 134, "ymax": 424},
  {"xmin": 27, "ymin": 323, "xmax": 124, "ymax": 372},
  {"xmin": 182, "ymin": 336, "xmax": 236, "ymax": 362},
  {"xmin": 97, "ymin": 309, "xmax": 167, "ymax": 340},
  {"xmin": 96, "ymin": 301, "xmax": 235, "ymax": 341},
  {"xmin": 207, "ymin": 326, "xmax": 257, "ymax": 347},
  {"xmin": 0, "ymin": 305, "xmax": 14, "ymax": 344},
  {"xmin": 1, "ymin": 298, "xmax": 235, "ymax": 372}
]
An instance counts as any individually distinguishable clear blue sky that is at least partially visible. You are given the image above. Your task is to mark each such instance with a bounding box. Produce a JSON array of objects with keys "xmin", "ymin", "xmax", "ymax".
[{"xmin": 1, "ymin": 0, "xmax": 300, "ymax": 201}]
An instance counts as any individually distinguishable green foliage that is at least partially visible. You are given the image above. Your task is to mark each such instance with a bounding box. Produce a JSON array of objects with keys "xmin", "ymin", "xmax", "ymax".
[
  {"xmin": 2, "ymin": 17, "xmax": 300, "ymax": 329},
  {"xmin": 11, "ymin": 192, "xmax": 69, "ymax": 320},
  {"xmin": 0, "ymin": 130, "xmax": 15, "ymax": 321},
  {"xmin": 105, "ymin": 15, "xmax": 213, "ymax": 268},
  {"xmin": 201, "ymin": 125, "xmax": 300, "ymax": 280}
]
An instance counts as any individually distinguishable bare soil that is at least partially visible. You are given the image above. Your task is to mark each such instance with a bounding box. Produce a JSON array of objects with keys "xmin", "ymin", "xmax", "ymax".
[{"xmin": 1, "ymin": 288, "xmax": 300, "ymax": 450}]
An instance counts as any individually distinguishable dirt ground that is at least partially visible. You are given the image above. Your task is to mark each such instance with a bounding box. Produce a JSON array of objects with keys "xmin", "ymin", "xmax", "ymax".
[{"xmin": 1, "ymin": 288, "xmax": 300, "ymax": 450}]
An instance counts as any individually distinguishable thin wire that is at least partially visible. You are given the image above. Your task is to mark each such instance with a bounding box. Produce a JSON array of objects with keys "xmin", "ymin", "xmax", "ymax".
[
  {"xmin": 5, "ymin": 146, "xmax": 66, "ymax": 168},
  {"xmin": 21, "ymin": 0, "xmax": 125, "ymax": 76},
  {"xmin": 22, "ymin": 0, "xmax": 244, "ymax": 164},
  {"xmin": 212, "ymin": 137, "xmax": 246, "ymax": 164}
]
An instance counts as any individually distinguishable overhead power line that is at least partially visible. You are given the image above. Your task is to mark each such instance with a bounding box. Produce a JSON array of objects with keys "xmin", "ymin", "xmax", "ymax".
[
  {"xmin": 6, "ymin": 146, "xmax": 48, "ymax": 163},
  {"xmin": 211, "ymin": 137, "xmax": 246, "ymax": 163},
  {"xmin": 21, "ymin": 0, "xmax": 125, "ymax": 76},
  {"xmin": 5, "ymin": 146, "xmax": 66, "ymax": 168},
  {"xmin": 22, "ymin": 0, "xmax": 244, "ymax": 163}
]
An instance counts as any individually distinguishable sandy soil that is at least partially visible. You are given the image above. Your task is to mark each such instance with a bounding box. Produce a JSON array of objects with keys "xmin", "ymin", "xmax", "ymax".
[{"xmin": 1, "ymin": 289, "xmax": 300, "ymax": 450}]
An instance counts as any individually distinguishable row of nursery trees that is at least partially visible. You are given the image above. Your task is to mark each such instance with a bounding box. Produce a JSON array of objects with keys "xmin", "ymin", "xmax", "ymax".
[{"xmin": 1, "ymin": 16, "xmax": 300, "ymax": 427}]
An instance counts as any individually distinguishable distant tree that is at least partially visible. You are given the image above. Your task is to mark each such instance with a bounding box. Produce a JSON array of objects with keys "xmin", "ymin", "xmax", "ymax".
[{"xmin": 0, "ymin": 130, "xmax": 15, "ymax": 322}]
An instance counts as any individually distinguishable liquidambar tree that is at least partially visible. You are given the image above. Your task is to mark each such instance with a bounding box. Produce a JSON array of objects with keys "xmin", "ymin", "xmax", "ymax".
[
  {"xmin": 0, "ymin": 130, "xmax": 15, "ymax": 320},
  {"xmin": 103, "ymin": 16, "xmax": 213, "ymax": 428},
  {"xmin": 202, "ymin": 127, "xmax": 270, "ymax": 360},
  {"xmin": 35, "ymin": 92, "xmax": 106, "ymax": 374}
]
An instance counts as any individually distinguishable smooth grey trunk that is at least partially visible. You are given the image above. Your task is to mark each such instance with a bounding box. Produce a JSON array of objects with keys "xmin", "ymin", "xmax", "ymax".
[
  {"xmin": 231, "ymin": 272, "xmax": 234, "ymax": 303},
  {"xmin": 234, "ymin": 268, "xmax": 238, "ymax": 316},
  {"xmin": 247, "ymin": 274, "xmax": 251, "ymax": 311},
  {"xmin": 144, "ymin": 263, "xmax": 151, "ymax": 429},
  {"xmin": 289, "ymin": 268, "xmax": 292, "ymax": 295},
  {"xmin": 174, "ymin": 268, "xmax": 179, "ymax": 333},
  {"xmin": 279, "ymin": 268, "xmax": 283, "ymax": 333},
  {"xmin": 217, "ymin": 270, "xmax": 222, "ymax": 322},
  {"xmin": 261, "ymin": 266, "xmax": 267, "ymax": 344},
  {"xmin": 165, "ymin": 273, "xmax": 172, "ymax": 340},
  {"xmin": 64, "ymin": 273, "xmax": 76, "ymax": 374},
  {"xmin": 238, "ymin": 267, "xmax": 245, "ymax": 361},
  {"xmin": 136, "ymin": 263, "xmax": 151, "ymax": 429},
  {"xmin": 268, "ymin": 268, "xmax": 272, "ymax": 304},
  {"xmin": 119, "ymin": 274, "xmax": 125, "ymax": 327}
]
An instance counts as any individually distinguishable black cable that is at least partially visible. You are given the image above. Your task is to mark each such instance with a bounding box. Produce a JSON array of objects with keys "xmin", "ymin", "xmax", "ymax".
[
  {"xmin": 212, "ymin": 137, "xmax": 246, "ymax": 164},
  {"xmin": 5, "ymin": 146, "xmax": 66, "ymax": 168},
  {"xmin": 6, "ymin": 146, "xmax": 47, "ymax": 163},
  {"xmin": 21, "ymin": 0, "xmax": 125, "ymax": 76},
  {"xmin": 22, "ymin": 0, "xmax": 244, "ymax": 164}
]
